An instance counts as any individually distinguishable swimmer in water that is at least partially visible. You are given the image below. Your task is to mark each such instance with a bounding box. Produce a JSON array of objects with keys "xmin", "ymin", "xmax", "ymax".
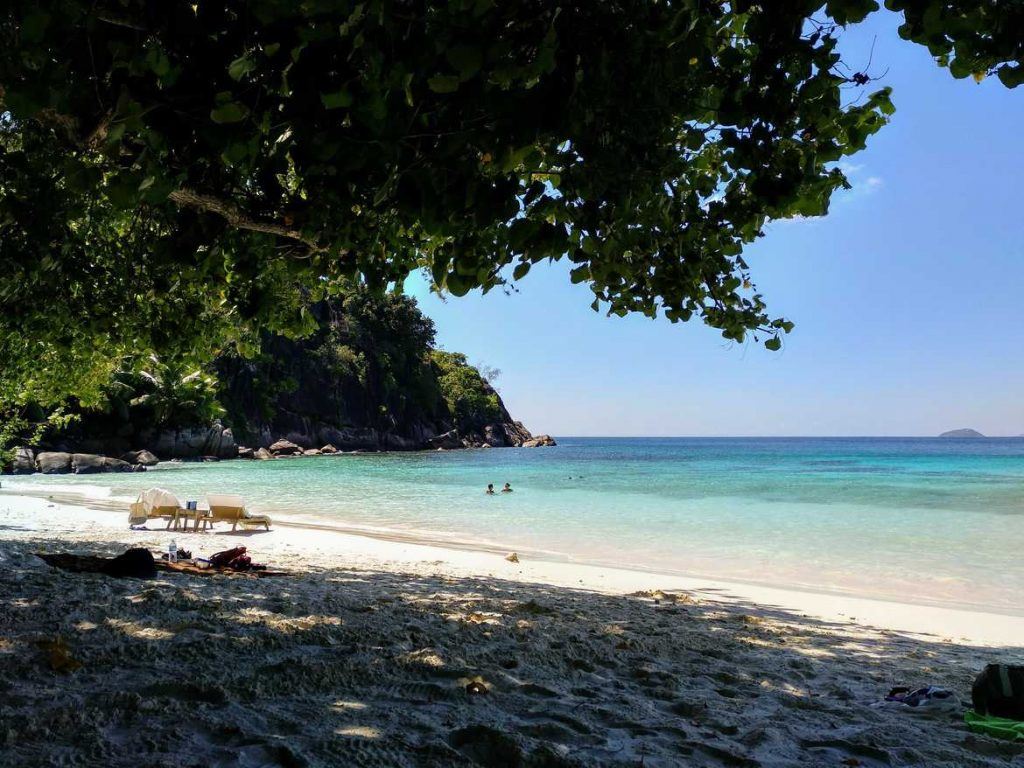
[
  {"xmin": 501, "ymin": 482, "xmax": 513, "ymax": 493},
  {"xmin": 486, "ymin": 483, "xmax": 495, "ymax": 495}
]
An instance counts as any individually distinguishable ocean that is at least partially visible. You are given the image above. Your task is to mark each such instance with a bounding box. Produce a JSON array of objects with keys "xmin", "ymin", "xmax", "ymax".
[{"xmin": 5, "ymin": 437, "xmax": 1024, "ymax": 614}]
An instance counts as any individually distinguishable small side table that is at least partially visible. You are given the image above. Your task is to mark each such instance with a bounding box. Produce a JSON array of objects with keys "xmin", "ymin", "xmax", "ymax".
[{"xmin": 175, "ymin": 507, "xmax": 214, "ymax": 532}]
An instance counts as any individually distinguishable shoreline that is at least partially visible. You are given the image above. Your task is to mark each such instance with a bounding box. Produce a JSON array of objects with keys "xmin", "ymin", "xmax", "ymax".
[
  {"xmin": 3, "ymin": 491, "xmax": 1022, "ymax": 765},
  {"xmin": 2, "ymin": 489, "xmax": 1022, "ymax": 647},
  {"xmin": 3, "ymin": 484, "xmax": 1023, "ymax": 622}
]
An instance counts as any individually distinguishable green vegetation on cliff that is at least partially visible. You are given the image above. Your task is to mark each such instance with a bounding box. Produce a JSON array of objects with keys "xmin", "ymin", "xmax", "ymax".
[
  {"xmin": 430, "ymin": 351, "xmax": 503, "ymax": 430},
  {"xmin": 3, "ymin": 290, "xmax": 521, "ymax": 459}
]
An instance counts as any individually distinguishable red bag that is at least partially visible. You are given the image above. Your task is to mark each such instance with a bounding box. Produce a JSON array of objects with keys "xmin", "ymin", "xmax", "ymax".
[{"xmin": 209, "ymin": 546, "xmax": 246, "ymax": 568}]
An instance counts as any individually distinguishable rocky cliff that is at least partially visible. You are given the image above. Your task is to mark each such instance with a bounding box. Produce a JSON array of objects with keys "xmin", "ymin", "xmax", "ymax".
[
  {"xmin": 210, "ymin": 296, "xmax": 536, "ymax": 453},
  {"xmin": 8, "ymin": 292, "xmax": 549, "ymax": 471}
]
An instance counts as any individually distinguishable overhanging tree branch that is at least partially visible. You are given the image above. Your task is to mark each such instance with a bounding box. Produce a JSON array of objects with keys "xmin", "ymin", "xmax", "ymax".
[{"xmin": 167, "ymin": 189, "xmax": 325, "ymax": 252}]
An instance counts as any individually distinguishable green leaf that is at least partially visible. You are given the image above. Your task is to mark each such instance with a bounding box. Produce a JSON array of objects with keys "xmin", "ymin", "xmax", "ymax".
[
  {"xmin": 445, "ymin": 271, "xmax": 471, "ymax": 296},
  {"xmin": 512, "ymin": 262, "xmax": 530, "ymax": 280},
  {"xmin": 431, "ymin": 256, "xmax": 448, "ymax": 288},
  {"xmin": 997, "ymin": 65, "xmax": 1024, "ymax": 89},
  {"xmin": 871, "ymin": 86, "xmax": 895, "ymax": 116},
  {"xmin": 445, "ymin": 45, "xmax": 482, "ymax": 79},
  {"xmin": 825, "ymin": 0, "xmax": 879, "ymax": 25},
  {"xmin": 146, "ymin": 47, "xmax": 172, "ymax": 78},
  {"xmin": 764, "ymin": 336, "xmax": 782, "ymax": 351},
  {"xmin": 569, "ymin": 266, "xmax": 590, "ymax": 284},
  {"xmin": 403, "ymin": 73, "xmax": 414, "ymax": 106},
  {"xmin": 210, "ymin": 102, "xmax": 250, "ymax": 124},
  {"xmin": 228, "ymin": 55, "xmax": 256, "ymax": 81},
  {"xmin": 427, "ymin": 75, "xmax": 460, "ymax": 94},
  {"xmin": 320, "ymin": 89, "xmax": 354, "ymax": 109}
]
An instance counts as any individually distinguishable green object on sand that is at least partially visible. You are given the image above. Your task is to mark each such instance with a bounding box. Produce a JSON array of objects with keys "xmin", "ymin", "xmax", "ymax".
[{"xmin": 965, "ymin": 710, "xmax": 1024, "ymax": 741}]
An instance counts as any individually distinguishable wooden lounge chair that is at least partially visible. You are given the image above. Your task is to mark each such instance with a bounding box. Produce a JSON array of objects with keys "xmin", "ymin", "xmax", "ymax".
[
  {"xmin": 129, "ymin": 502, "xmax": 180, "ymax": 529},
  {"xmin": 206, "ymin": 494, "xmax": 272, "ymax": 531},
  {"xmin": 129, "ymin": 488, "xmax": 184, "ymax": 529}
]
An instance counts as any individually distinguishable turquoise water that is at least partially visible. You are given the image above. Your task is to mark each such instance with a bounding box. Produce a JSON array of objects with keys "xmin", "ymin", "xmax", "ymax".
[{"xmin": 6, "ymin": 437, "xmax": 1024, "ymax": 613}]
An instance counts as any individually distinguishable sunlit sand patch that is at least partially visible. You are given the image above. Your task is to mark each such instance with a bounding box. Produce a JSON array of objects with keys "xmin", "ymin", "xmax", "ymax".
[
  {"xmin": 125, "ymin": 586, "xmax": 206, "ymax": 605},
  {"xmin": 446, "ymin": 611, "xmax": 503, "ymax": 625},
  {"xmin": 105, "ymin": 618, "xmax": 175, "ymax": 640},
  {"xmin": 776, "ymin": 681, "xmax": 815, "ymax": 698},
  {"xmin": 334, "ymin": 725, "xmax": 381, "ymax": 739},
  {"xmin": 326, "ymin": 576, "xmax": 370, "ymax": 585},
  {"xmin": 737, "ymin": 634, "xmax": 780, "ymax": 649},
  {"xmin": 629, "ymin": 589, "xmax": 698, "ymax": 605},
  {"xmin": 331, "ymin": 700, "xmax": 368, "ymax": 711},
  {"xmin": 397, "ymin": 648, "xmax": 446, "ymax": 669},
  {"xmin": 234, "ymin": 607, "xmax": 342, "ymax": 632}
]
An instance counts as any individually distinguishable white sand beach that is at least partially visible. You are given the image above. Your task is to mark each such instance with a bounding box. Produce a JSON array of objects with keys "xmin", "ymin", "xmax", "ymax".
[{"xmin": 1, "ymin": 492, "xmax": 1022, "ymax": 767}]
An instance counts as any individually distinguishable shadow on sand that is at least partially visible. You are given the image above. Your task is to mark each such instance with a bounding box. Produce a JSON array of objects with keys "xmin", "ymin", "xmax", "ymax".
[{"xmin": 0, "ymin": 536, "xmax": 1021, "ymax": 767}]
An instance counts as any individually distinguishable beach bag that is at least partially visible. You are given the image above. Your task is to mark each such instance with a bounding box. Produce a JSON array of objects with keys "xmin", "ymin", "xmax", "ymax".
[
  {"xmin": 228, "ymin": 554, "xmax": 252, "ymax": 571},
  {"xmin": 972, "ymin": 665, "xmax": 1024, "ymax": 720},
  {"xmin": 210, "ymin": 546, "xmax": 246, "ymax": 568}
]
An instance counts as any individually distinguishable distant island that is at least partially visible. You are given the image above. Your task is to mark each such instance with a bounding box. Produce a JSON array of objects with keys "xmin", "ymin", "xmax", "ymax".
[{"xmin": 938, "ymin": 428, "xmax": 985, "ymax": 438}]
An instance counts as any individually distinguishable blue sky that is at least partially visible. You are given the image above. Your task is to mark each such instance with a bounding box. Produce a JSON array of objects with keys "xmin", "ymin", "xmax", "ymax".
[{"xmin": 408, "ymin": 10, "xmax": 1024, "ymax": 437}]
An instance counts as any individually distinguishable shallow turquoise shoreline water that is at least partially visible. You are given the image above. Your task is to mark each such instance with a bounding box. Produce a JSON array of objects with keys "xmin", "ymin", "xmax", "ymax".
[{"xmin": 5, "ymin": 437, "xmax": 1024, "ymax": 614}]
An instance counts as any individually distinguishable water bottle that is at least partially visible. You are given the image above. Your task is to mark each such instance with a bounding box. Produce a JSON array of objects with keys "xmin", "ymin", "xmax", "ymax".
[{"xmin": 168, "ymin": 539, "xmax": 177, "ymax": 563}]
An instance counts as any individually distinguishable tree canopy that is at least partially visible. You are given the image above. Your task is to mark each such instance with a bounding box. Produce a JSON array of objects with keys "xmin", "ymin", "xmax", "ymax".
[{"xmin": 1, "ymin": 1, "xmax": 1020, "ymax": 409}]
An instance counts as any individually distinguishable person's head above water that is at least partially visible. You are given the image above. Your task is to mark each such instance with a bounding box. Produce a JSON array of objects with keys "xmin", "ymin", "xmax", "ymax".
[
  {"xmin": 486, "ymin": 484, "xmax": 494, "ymax": 494},
  {"xmin": 501, "ymin": 483, "xmax": 513, "ymax": 492}
]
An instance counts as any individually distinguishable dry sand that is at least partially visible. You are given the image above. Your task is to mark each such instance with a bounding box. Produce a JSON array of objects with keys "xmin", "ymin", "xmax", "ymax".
[{"xmin": 1, "ymin": 493, "xmax": 1022, "ymax": 767}]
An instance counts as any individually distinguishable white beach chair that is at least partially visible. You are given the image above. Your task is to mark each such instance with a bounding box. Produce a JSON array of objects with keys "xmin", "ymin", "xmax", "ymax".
[
  {"xmin": 206, "ymin": 494, "xmax": 272, "ymax": 531},
  {"xmin": 129, "ymin": 488, "xmax": 183, "ymax": 529}
]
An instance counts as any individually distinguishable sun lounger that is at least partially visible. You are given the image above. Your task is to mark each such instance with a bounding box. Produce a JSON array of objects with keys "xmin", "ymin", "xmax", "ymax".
[
  {"xmin": 206, "ymin": 494, "xmax": 272, "ymax": 531},
  {"xmin": 129, "ymin": 488, "xmax": 184, "ymax": 529}
]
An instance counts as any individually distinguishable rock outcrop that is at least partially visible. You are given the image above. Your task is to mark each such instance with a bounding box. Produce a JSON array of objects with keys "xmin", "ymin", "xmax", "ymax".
[
  {"xmin": 122, "ymin": 449, "xmax": 159, "ymax": 466},
  {"xmin": 522, "ymin": 434, "xmax": 557, "ymax": 447},
  {"xmin": 269, "ymin": 439, "xmax": 303, "ymax": 456},
  {"xmin": 72, "ymin": 453, "xmax": 136, "ymax": 474},
  {"xmin": 31, "ymin": 451, "xmax": 140, "ymax": 474},
  {"xmin": 144, "ymin": 421, "xmax": 237, "ymax": 459},
  {"xmin": 12, "ymin": 447, "xmax": 36, "ymax": 474},
  {"xmin": 36, "ymin": 452, "xmax": 73, "ymax": 474}
]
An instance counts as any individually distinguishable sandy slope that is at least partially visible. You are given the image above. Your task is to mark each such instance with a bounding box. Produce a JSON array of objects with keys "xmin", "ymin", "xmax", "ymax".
[{"xmin": 0, "ymin": 495, "xmax": 1022, "ymax": 767}]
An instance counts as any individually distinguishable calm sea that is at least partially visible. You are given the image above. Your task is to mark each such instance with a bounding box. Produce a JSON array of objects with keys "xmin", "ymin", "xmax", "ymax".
[{"xmin": 6, "ymin": 437, "xmax": 1024, "ymax": 614}]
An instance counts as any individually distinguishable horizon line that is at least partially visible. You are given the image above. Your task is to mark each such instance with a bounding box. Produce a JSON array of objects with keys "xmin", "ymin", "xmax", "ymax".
[{"xmin": 543, "ymin": 434, "xmax": 1024, "ymax": 439}]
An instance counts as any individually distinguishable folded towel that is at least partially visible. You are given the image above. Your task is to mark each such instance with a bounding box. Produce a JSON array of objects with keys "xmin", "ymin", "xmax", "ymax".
[{"xmin": 965, "ymin": 709, "xmax": 1024, "ymax": 741}]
